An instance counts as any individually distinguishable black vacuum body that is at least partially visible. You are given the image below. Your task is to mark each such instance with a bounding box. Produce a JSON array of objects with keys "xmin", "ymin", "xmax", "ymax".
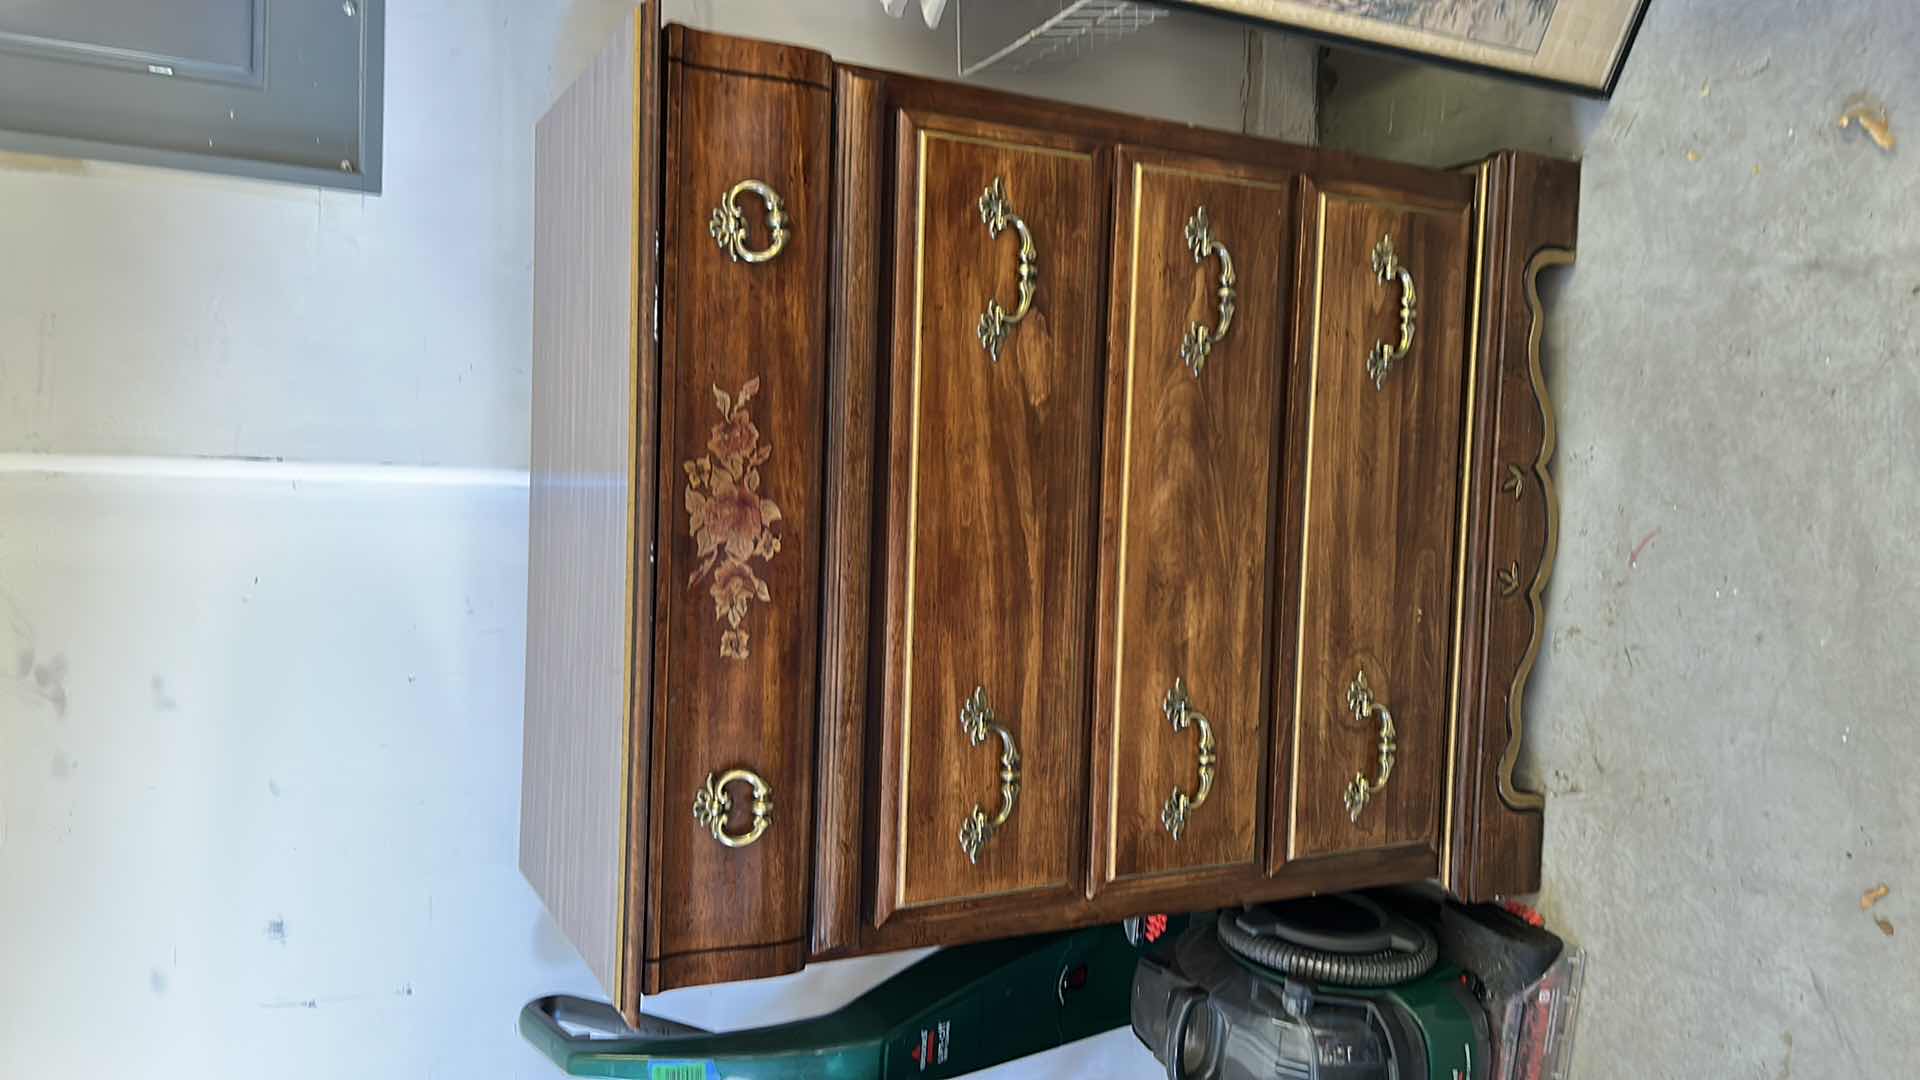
[{"xmin": 1131, "ymin": 895, "xmax": 1494, "ymax": 1080}]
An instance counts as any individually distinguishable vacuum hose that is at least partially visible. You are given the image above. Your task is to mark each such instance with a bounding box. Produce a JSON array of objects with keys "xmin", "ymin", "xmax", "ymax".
[{"xmin": 1215, "ymin": 910, "xmax": 1437, "ymax": 988}]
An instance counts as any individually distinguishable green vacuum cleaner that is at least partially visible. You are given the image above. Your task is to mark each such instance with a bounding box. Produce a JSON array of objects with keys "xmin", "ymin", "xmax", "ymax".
[
  {"xmin": 1133, "ymin": 896, "xmax": 1485, "ymax": 1079},
  {"xmin": 522, "ymin": 893, "xmax": 1580, "ymax": 1079},
  {"xmin": 521, "ymin": 918, "xmax": 1178, "ymax": 1079}
]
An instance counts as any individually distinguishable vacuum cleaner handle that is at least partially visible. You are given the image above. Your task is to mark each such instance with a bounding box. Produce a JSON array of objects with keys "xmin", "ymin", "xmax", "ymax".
[{"xmin": 524, "ymin": 994, "xmax": 712, "ymax": 1044}]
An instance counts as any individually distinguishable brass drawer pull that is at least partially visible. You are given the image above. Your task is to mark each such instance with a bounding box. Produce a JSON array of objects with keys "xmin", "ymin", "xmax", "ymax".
[
  {"xmin": 1365, "ymin": 235, "xmax": 1418, "ymax": 389},
  {"xmin": 957, "ymin": 686, "xmax": 1022, "ymax": 864},
  {"xmin": 1160, "ymin": 678, "xmax": 1217, "ymax": 840},
  {"xmin": 1342, "ymin": 670, "xmax": 1397, "ymax": 821},
  {"xmin": 709, "ymin": 178, "xmax": 790, "ymax": 264},
  {"xmin": 975, "ymin": 177, "xmax": 1038, "ymax": 361},
  {"xmin": 1177, "ymin": 207, "xmax": 1237, "ymax": 377},
  {"xmin": 691, "ymin": 768, "xmax": 773, "ymax": 848}
]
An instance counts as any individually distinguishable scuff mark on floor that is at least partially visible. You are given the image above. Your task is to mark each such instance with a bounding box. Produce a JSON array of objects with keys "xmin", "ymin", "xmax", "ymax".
[
  {"xmin": 4, "ymin": 596, "xmax": 71, "ymax": 719},
  {"xmin": 1629, "ymin": 528, "xmax": 1660, "ymax": 568},
  {"xmin": 31, "ymin": 653, "xmax": 68, "ymax": 716},
  {"xmin": 35, "ymin": 313, "xmax": 58, "ymax": 398},
  {"xmin": 1808, "ymin": 969, "xmax": 1865, "ymax": 1071},
  {"xmin": 258, "ymin": 992, "xmax": 372, "ymax": 1010},
  {"xmin": 0, "ymin": 150, "xmax": 87, "ymax": 175},
  {"xmin": 151, "ymin": 675, "xmax": 178, "ymax": 712}
]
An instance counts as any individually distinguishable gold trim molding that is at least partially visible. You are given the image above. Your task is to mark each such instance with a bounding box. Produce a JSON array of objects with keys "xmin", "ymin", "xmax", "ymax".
[{"xmin": 1498, "ymin": 246, "xmax": 1576, "ymax": 813}]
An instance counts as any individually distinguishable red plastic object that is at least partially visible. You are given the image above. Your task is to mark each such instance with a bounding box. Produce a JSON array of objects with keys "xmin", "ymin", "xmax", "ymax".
[{"xmin": 1500, "ymin": 900, "xmax": 1544, "ymax": 928}]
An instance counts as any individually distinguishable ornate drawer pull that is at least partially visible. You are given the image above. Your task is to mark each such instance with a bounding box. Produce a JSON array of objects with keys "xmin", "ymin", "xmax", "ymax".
[
  {"xmin": 691, "ymin": 768, "xmax": 773, "ymax": 848},
  {"xmin": 1177, "ymin": 207, "xmax": 1237, "ymax": 377},
  {"xmin": 957, "ymin": 686, "xmax": 1021, "ymax": 864},
  {"xmin": 1160, "ymin": 678, "xmax": 1217, "ymax": 840},
  {"xmin": 709, "ymin": 179, "xmax": 790, "ymax": 264},
  {"xmin": 1365, "ymin": 235, "xmax": 1418, "ymax": 389},
  {"xmin": 975, "ymin": 177, "xmax": 1038, "ymax": 361},
  {"xmin": 1342, "ymin": 670, "xmax": 1397, "ymax": 821}
]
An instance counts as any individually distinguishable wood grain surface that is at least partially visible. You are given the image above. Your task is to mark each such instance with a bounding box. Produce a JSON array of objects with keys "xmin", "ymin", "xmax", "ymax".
[
  {"xmin": 645, "ymin": 46, "xmax": 831, "ymax": 989},
  {"xmin": 520, "ymin": 8, "xmax": 652, "ymax": 1016},
  {"xmin": 666, "ymin": 24, "xmax": 832, "ymax": 87},
  {"xmin": 1446, "ymin": 151, "xmax": 1578, "ymax": 901},
  {"xmin": 812, "ymin": 67, "xmax": 886, "ymax": 955},
  {"xmin": 1089, "ymin": 151, "xmax": 1294, "ymax": 893},
  {"xmin": 1278, "ymin": 181, "xmax": 1471, "ymax": 869},
  {"xmin": 873, "ymin": 112, "xmax": 1106, "ymax": 926}
]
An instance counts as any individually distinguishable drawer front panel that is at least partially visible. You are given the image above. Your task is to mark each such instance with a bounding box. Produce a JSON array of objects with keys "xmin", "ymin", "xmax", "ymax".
[
  {"xmin": 1092, "ymin": 153, "xmax": 1294, "ymax": 888},
  {"xmin": 648, "ymin": 57, "xmax": 831, "ymax": 974},
  {"xmin": 876, "ymin": 114, "xmax": 1104, "ymax": 919},
  {"xmin": 1284, "ymin": 185, "xmax": 1471, "ymax": 865}
]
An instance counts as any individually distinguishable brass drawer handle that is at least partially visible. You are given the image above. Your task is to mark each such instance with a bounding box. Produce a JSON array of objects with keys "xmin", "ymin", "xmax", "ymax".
[
  {"xmin": 1159, "ymin": 678, "xmax": 1217, "ymax": 840},
  {"xmin": 1342, "ymin": 670, "xmax": 1397, "ymax": 821},
  {"xmin": 691, "ymin": 768, "xmax": 773, "ymax": 848},
  {"xmin": 957, "ymin": 686, "xmax": 1022, "ymax": 864},
  {"xmin": 1177, "ymin": 207, "xmax": 1237, "ymax": 377},
  {"xmin": 709, "ymin": 178, "xmax": 790, "ymax": 264},
  {"xmin": 975, "ymin": 177, "xmax": 1038, "ymax": 361},
  {"xmin": 1365, "ymin": 235, "xmax": 1418, "ymax": 389}
]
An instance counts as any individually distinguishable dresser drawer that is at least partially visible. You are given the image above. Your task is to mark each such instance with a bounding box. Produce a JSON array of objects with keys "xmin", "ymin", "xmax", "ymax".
[
  {"xmin": 871, "ymin": 111, "xmax": 1105, "ymax": 932},
  {"xmin": 644, "ymin": 31, "xmax": 832, "ymax": 989},
  {"xmin": 1090, "ymin": 149, "xmax": 1294, "ymax": 898},
  {"xmin": 1277, "ymin": 181, "xmax": 1473, "ymax": 871}
]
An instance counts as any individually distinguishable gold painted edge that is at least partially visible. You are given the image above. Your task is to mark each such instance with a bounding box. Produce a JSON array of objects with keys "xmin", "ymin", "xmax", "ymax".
[
  {"xmin": 1109, "ymin": 855, "xmax": 1257, "ymax": 885},
  {"xmin": 1137, "ymin": 160, "xmax": 1297, "ymax": 192},
  {"xmin": 896, "ymin": 128, "xmax": 930, "ymax": 910},
  {"xmin": 1317, "ymin": 191, "xmax": 1467, "ymax": 218},
  {"xmin": 1439, "ymin": 163, "xmax": 1491, "ymax": 888},
  {"xmin": 1284, "ymin": 190, "xmax": 1328, "ymax": 862},
  {"xmin": 895, "ymin": 129, "xmax": 1093, "ymax": 907},
  {"xmin": 1106, "ymin": 160, "xmax": 1291, "ymax": 882},
  {"xmin": 919, "ymin": 127, "xmax": 1094, "ymax": 162},
  {"xmin": 1500, "ymin": 247, "xmax": 1575, "ymax": 813},
  {"xmin": 1274, "ymin": 840, "xmax": 1436, "ymax": 875},
  {"xmin": 1105, "ymin": 162, "xmax": 1146, "ymax": 882},
  {"xmin": 895, "ymin": 880, "xmax": 1058, "ymax": 912},
  {"xmin": 612, "ymin": 20, "xmax": 645, "ymax": 1013}
]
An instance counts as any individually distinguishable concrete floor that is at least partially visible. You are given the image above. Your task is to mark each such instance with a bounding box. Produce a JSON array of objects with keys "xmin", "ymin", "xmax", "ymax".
[{"xmin": 1323, "ymin": 2, "xmax": 1919, "ymax": 1075}]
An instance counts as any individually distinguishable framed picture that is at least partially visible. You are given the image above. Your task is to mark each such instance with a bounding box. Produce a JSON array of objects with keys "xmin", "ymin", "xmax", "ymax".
[{"xmin": 1165, "ymin": 0, "xmax": 1649, "ymax": 96}]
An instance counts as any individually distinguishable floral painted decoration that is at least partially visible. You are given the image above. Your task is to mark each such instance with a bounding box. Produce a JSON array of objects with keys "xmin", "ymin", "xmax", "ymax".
[{"xmin": 684, "ymin": 378, "xmax": 781, "ymax": 660}]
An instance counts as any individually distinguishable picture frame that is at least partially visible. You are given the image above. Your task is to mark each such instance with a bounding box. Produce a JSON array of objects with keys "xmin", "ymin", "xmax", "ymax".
[{"xmin": 1165, "ymin": 0, "xmax": 1650, "ymax": 96}]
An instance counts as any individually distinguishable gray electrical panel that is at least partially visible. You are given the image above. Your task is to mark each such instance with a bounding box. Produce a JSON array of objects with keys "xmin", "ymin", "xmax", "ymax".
[{"xmin": 0, "ymin": 0, "xmax": 384, "ymax": 192}]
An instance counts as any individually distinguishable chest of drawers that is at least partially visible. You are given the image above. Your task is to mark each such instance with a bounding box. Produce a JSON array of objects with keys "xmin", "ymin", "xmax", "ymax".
[{"xmin": 521, "ymin": 8, "xmax": 1578, "ymax": 1022}]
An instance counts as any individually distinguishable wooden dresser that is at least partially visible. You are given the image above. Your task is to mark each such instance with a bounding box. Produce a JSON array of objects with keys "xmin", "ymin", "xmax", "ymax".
[{"xmin": 521, "ymin": 8, "xmax": 1578, "ymax": 1022}]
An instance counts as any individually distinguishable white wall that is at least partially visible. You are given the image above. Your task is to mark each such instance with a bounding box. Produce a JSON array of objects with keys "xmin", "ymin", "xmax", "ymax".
[
  {"xmin": 0, "ymin": 460, "xmax": 603, "ymax": 1077},
  {"xmin": 0, "ymin": 3, "xmax": 1300, "ymax": 1077}
]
